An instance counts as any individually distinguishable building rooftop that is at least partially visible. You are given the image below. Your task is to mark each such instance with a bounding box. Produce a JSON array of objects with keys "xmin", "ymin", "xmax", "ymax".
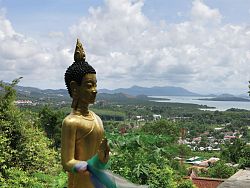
[
  {"xmin": 186, "ymin": 177, "xmax": 224, "ymax": 188},
  {"xmin": 218, "ymin": 169, "xmax": 250, "ymax": 188}
]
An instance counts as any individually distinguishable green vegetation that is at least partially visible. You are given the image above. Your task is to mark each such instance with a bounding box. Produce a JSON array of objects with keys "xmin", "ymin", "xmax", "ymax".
[
  {"xmin": 221, "ymin": 139, "xmax": 250, "ymax": 168},
  {"xmin": 38, "ymin": 106, "xmax": 65, "ymax": 148},
  {"xmin": 1, "ymin": 79, "xmax": 250, "ymax": 187},
  {"xmin": 0, "ymin": 79, "xmax": 67, "ymax": 187},
  {"xmin": 198, "ymin": 160, "xmax": 237, "ymax": 179},
  {"xmin": 92, "ymin": 108, "xmax": 125, "ymax": 121},
  {"xmin": 107, "ymin": 124, "xmax": 187, "ymax": 187}
]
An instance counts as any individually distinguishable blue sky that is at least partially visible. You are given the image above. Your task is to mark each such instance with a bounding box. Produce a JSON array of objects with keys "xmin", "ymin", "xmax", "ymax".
[
  {"xmin": 2, "ymin": 0, "xmax": 250, "ymax": 35},
  {"xmin": 0, "ymin": 0, "xmax": 250, "ymax": 95},
  {"xmin": 0, "ymin": 0, "xmax": 102, "ymax": 36}
]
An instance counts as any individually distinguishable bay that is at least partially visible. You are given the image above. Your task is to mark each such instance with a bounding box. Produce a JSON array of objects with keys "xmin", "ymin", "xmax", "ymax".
[{"xmin": 150, "ymin": 96, "xmax": 250, "ymax": 111}]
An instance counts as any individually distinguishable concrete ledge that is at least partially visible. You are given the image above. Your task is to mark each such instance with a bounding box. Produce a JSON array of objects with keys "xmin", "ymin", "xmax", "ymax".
[{"xmin": 218, "ymin": 169, "xmax": 250, "ymax": 188}]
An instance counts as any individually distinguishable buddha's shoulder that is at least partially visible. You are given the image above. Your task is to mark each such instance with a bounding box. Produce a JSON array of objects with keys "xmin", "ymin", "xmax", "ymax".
[
  {"xmin": 90, "ymin": 110, "xmax": 102, "ymax": 122},
  {"xmin": 89, "ymin": 110, "xmax": 98, "ymax": 118},
  {"xmin": 62, "ymin": 114, "xmax": 82, "ymax": 126}
]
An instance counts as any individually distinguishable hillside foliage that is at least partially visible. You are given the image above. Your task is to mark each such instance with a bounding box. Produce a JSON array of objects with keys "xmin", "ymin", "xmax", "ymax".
[
  {"xmin": 0, "ymin": 79, "xmax": 66, "ymax": 187},
  {"xmin": 2, "ymin": 79, "xmax": 250, "ymax": 187}
]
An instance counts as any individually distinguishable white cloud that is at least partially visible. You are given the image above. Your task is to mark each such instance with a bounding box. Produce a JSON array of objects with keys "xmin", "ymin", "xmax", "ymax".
[
  {"xmin": 191, "ymin": 0, "xmax": 222, "ymax": 25},
  {"xmin": 0, "ymin": 0, "xmax": 250, "ymax": 94},
  {"xmin": 0, "ymin": 9, "xmax": 71, "ymax": 89},
  {"xmin": 67, "ymin": 0, "xmax": 250, "ymax": 94},
  {"xmin": 0, "ymin": 8, "xmax": 16, "ymax": 38}
]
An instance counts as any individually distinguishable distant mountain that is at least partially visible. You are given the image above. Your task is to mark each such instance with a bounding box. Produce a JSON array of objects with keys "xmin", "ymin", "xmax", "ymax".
[
  {"xmin": 13, "ymin": 85, "xmax": 70, "ymax": 102},
  {"xmin": 238, "ymin": 93, "xmax": 250, "ymax": 98},
  {"xmin": 217, "ymin": 94, "xmax": 235, "ymax": 98},
  {"xmin": 99, "ymin": 85, "xmax": 200, "ymax": 96},
  {"xmin": 8, "ymin": 83, "xmax": 248, "ymax": 103},
  {"xmin": 13, "ymin": 85, "xmax": 159, "ymax": 103},
  {"xmin": 15, "ymin": 85, "xmax": 68, "ymax": 96},
  {"xmin": 96, "ymin": 93, "xmax": 159, "ymax": 104}
]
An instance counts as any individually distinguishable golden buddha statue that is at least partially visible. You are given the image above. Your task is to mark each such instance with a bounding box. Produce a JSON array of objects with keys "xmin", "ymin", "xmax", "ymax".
[{"xmin": 61, "ymin": 39, "xmax": 109, "ymax": 188}]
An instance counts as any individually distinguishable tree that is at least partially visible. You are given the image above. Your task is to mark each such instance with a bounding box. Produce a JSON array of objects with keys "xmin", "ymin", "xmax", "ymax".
[
  {"xmin": 239, "ymin": 145, "xmax": 250, "ymax": 168},
  {"xmin": 0, "ymin": 79, "xmax": 60, "ymax": 186},
  {"xmin": 207, "ymin": 161, "xmax": 236, "ymax": 179},
  {"xmin": 177, "ymin": 180, "xmax": 196, "ymax": 188},
  {"xmin": 141, "ymin": 119, "xmax": 179, "ymax": 142},
  {"xmin": 199, "ymin": 136, "xmax": 209, "ymax": 147},
  {"xmin": 39, "ymin": 105, "xmax": 65, "ymax": 148},
  {"xmin": 221, "ymin": 139, "xmax": 246, "ymax": 164},
  {"xmin": 108, "ymin": 131, "xmax": 178, "ymax": 187}
]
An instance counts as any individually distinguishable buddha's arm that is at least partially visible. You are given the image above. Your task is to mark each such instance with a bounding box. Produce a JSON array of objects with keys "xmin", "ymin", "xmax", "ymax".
[
  {"xmin": 95, "ymin": 115, "xmax": 110, "ymax": 163},
  {"xmin": 61, "ymin": 118, "xmax": 86, "ymax": 172}
]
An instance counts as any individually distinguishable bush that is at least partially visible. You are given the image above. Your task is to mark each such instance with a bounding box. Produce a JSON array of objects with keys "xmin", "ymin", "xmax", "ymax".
[
  {"xmin": 0, "ymin": 168, "xmax": 67, "ymax": 188},
  {"xmin": 1, "ymin": 167, "xmax": 43, "ymax": 188},
  {"xmin": 0, "ymin": 79, "xmax": 61, "ymax": 185},
  {"xmin": 177, "ymin": 179, "xmax": 196, "ymax": 188},
  {"xmin": 141, "ymin": 119, "xmax": 179, "ymax": 142},
  {"xmin": 207, "ymin": 161, "xmax": 237, "ymax": 179},
  {"xmin": 38, "ymin": 106, "xmax": 65, "ymax": 148},
  {"xmin": 147, "ymin": 163, "xmax": 176, "ymax": 188},
  {"xmin": 108, "ymin": 132, "xmax": 177, "ymax": 187}
]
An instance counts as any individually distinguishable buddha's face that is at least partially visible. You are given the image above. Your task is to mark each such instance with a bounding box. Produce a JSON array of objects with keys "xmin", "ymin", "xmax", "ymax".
[{"xmin": 75, "ymin": 74, "xmax": 97, "ymax": 104}]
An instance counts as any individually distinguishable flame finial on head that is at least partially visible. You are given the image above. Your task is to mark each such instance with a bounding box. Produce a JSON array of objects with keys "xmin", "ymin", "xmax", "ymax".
[{"xmin": 74, "ymin": 38, "xmax": 86, "ymax": 62}]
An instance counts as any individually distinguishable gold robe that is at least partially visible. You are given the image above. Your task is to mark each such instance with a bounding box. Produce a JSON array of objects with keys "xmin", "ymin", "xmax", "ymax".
[{"xmin": 61, "ymin": 110, "xmax": 104, "ymax": 188}]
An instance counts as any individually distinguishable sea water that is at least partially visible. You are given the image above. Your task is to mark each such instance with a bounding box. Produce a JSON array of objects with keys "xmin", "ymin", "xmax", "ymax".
[{"xmin": 150, "ymin": 96, "xmax": 250, "ymax": 111}]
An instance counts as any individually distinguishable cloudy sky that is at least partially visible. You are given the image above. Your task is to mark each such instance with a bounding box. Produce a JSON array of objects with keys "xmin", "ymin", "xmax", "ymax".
[{"xmin": 0, "ymin": 0, "xmax": 250, "ymax": 95}]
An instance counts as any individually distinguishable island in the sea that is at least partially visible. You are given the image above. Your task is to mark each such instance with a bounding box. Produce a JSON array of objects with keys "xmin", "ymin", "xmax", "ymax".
[{"xmin": 198, "ymin": 94, "xmax": 250, "ymax": 102}]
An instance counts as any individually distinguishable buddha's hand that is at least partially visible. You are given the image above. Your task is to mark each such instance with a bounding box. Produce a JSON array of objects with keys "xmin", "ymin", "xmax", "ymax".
[
  {"xmin": 97, "ymin": 138, "xmax": 110, "ymax": 163},
  {"xmin": 72, "ymin": 161, "xmax": 88, "ymax": 174}
]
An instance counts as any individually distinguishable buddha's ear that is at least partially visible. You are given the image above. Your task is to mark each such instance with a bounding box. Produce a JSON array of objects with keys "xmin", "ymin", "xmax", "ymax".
[
  {"xmin": 70, "ymin": 81, "xmax": 78, "ymax": 99},
  {"xmin": 70, "ymin": 81, "xmax": 79, "ymax": 109}
]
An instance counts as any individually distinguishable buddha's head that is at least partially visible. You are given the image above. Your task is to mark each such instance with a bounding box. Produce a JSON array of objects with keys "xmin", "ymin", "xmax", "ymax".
[{"xmin": 65, "ymin": 39, "xmax": 97, "ymax": 106}]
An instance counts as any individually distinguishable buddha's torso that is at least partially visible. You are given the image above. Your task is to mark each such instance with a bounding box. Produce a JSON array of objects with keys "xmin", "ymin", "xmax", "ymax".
[{"xmin": 65, "ymin": 111, "xmax": 104, "ymax": 188}]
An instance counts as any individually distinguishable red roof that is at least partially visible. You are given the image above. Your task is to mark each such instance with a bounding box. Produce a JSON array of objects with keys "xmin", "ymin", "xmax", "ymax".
[
  {"xmin": 185, "ymin": 177, "xmax": 224, "ymax": 188},
  {"xmin": 224, "ymin": 136, "xmax": 236, "ymax": 139}
]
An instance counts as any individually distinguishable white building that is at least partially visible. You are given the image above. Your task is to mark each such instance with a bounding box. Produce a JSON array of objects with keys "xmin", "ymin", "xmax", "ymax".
[{"xmin": 153, "ymin": 114, "xmax": 161, "ymax": 121}]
